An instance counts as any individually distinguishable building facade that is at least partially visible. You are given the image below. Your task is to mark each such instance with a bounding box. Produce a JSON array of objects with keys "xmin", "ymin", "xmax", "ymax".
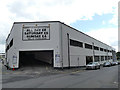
[{"xmin": 6, "ymin": 21, "xmax": 116, "ymax": 68}]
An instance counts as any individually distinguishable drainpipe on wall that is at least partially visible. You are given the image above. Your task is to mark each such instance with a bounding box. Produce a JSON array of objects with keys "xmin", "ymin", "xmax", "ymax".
[
  {"xmin": 92, "ymin": 42, "xmax": 95, "ymax": 62},
  {"xmin": 60, "ymin": 23, "xmax": 63, "ymax": 70},
  {"xmin": 107, "ymin": 48, "xmax": 108, "ymax": 62}
]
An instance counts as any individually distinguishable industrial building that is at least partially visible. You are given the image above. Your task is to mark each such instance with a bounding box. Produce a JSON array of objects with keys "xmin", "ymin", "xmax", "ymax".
[{"xmin": 5, "ymin": 21, "xmax": 116, "ymax": 69}]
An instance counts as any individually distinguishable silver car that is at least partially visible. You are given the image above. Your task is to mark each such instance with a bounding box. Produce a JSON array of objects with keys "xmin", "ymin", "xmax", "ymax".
[
  {"xmin": 103, "ymin": 62, "xmax": 111, "ymax": 67},
  {"xmin": 86, "ymin": 62, "xmax": 100, "ymax": 70},
  {"xmin": 111, "ymin": 61, "xmax": 118, "ymax": 66}
]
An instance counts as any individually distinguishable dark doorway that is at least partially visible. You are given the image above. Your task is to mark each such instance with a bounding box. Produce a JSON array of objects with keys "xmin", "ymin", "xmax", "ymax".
[
  {"xmin": 19, "ymin": 50, "xmax": 54, "ymax": 68},
  {"xmin": 86, "ymin": 56, "xmax": 93, "ymax": 65}
]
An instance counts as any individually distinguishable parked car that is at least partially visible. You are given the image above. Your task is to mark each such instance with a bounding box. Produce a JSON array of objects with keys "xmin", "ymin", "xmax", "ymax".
[
  {"xmin": 0, "ymin": 59, "xmax": 4, "ymax": 64},
  {"xmin": 86, "ymin": 62, "xmax": 100, "ymax": 70},
  {"xmin": 115, "ymin": 61, "xmax": 118, "ymax": 65},
  {"xmin": 118, "ymin": 61, "xmax": 120, "ymax": 65},
  {"xmin": 103, "ymin": 62, "xmax": 111, "ymax": 67},
  {"xmin": 111, "ymin": 61, "xmax": 118, "ymax": 66}
]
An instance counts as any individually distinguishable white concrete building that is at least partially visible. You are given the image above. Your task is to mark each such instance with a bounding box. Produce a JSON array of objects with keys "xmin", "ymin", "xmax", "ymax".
[{"xmin": 5, "ymin": 21, "xmax": 116, "ymax": 69}]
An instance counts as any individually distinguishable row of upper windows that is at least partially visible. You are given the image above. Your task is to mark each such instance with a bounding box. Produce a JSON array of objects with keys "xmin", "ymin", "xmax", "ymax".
[{"xmin": 70, "ymin": 39, "xmax": 112, "ymax": 53}]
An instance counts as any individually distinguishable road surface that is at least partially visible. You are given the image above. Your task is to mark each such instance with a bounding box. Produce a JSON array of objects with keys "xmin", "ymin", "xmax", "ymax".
[{"xmin": 2, "ymin": 65, "xmax": 118, "ymax": 88}]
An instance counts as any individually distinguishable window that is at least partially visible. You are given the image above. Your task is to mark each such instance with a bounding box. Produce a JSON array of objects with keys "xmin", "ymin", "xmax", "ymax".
[
  {"xmin": 6, "ymin": 45, "xmax": 9, "ymax": 52},
  {"xmin": 10, "ymin": 39, "xmax": 13, "ymax": 47},
  {"xmin": 100, "ymin": 48, "xmax": 103, "ymax": 51},
  {"xmin": 111, "ymin": 56, "xmax": 112, "ymax": 59},
  {"xmin": 85, "ymin": 43, "xmax": 92, "ymax": 49},
  {"xmin": 108, "ymin": 56, "xmax": 110, "ymax": 60},
  {"xmin": 105, "ymin": 56, "xmax": 107, "ymax": 60},
  {"xmin": 70, "ymin": 39, "xmax": 83, "ymax": 48},
  {"xmin": 101, "ymin": 56, "xmax": 104, "ymax": 61},
  {"xmin": 86, "ymin": 56, "xmax": 93, "ymax": 65},
  {"xmin": 94, "ymin": 56, "xmax": 99, "ymax": 62},
  {"xmin": 104, "ymin": 49, "xmax": 107, "ymax": 52},
  {"xmin": 6, "ymin": 39, "xmax": 13, "ymax": 52},
  {"xmin": 94, "ymin": 46, "xmax": 99, "ymax": 50},
  {"xmin": 106, "ymin": 49, "xmax": 109, "ymax": 52}
]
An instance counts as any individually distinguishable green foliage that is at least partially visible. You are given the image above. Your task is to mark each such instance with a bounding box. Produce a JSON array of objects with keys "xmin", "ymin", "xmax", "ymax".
[
  {"xmin": 0, "ymin": 56, "xmax": 2, "ymax": 59},
  {"xmin": 116, "ymin": 52, "xmax": 120, "ymax": 60}
]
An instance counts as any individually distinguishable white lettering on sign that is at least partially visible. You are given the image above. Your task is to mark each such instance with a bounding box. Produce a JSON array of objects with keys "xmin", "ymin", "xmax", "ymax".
[{"xmin": 22, "ymin": 26, "xmax": 50, "ymax": 40}]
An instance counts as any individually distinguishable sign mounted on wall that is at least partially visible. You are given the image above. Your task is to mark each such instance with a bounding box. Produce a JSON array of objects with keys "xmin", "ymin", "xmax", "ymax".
[
  {"xmin": 55, "ymin": 54, "xmax": 60, "ymax": 63},
  {"xmin": 12, "ymin": 55, "xmax": 17, "ymax": 64},
  {"xmin": 22, "ymin": 26, "xmax": 50, "ymax": 40}
]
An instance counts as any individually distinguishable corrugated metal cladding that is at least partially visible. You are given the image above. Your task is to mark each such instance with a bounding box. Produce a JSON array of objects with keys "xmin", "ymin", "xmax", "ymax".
[{"xmin": 5, "ymin": 21, "xmax": 116, "ymax": 69}]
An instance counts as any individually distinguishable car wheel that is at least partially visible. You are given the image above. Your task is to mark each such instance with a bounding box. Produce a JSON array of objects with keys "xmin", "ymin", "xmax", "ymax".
[{"xmin": 95, "ymin": 66, "xmax": 97, "ymax": 70}]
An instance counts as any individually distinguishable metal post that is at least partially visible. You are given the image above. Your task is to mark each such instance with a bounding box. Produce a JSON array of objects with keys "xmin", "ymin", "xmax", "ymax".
[
  {"xmin": 107, "ymin": 48, "xmax": 108, "ymax": 62},
  {"xmin": 67, "ymin": 33, "xmax": 70, "ymax": 69},
  {"xmin": 78, "ymin": 57, "xmax": 79, "ymax": 67},
  {"xmin": 92, "ymin": 42, "xmax": 95, "ymax": 62},
  {"xmin": 61, "ymin": 24, "xmax": 63, "ymax": 70}
]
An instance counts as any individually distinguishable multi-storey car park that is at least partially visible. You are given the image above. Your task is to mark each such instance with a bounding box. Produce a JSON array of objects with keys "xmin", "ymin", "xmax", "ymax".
[{"xmin": 5, "ymin": 21, "xmax": 116, "ymax": 69}]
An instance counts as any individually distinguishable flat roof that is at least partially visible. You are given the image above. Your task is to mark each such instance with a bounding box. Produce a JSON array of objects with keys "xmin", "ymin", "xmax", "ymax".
[
  {"xmin": 8, "ymin": 21, "xmax": 115, "ymax": 50},
  {"xmin": 14, "ymin": 21, "xmax": 60, "ymax": 24}
]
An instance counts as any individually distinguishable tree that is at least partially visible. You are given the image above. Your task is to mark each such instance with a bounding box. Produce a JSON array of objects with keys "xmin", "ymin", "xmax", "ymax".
[
  {"xmin": 0, "ymin": 55, "xmax": 2, "ymax": 59},
  {"xmin": 116, "ymin": 52, "xmax": 120, "ymax": 60}
]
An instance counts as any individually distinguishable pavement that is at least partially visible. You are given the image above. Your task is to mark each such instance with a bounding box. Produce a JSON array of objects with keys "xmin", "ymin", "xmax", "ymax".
[
  {"xmin": 2, "ymin": 61, "xmax": 86, "ymax": 75},
  {"xmin": 118, "ymin": 65, "xmax": 120, "ymax": 89},
  {"xmin": 2, "ymin": 63, "xmax": 86, "ymax": 75},
  {"xmin": 2, "ymin": 62, "xmax": 86, "ymax": 85}
]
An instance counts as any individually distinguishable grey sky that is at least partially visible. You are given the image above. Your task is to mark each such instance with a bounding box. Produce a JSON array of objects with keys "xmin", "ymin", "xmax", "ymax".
[{"xmin": 0, "ymin": 0, "xmax": 119, "ymax": 52}]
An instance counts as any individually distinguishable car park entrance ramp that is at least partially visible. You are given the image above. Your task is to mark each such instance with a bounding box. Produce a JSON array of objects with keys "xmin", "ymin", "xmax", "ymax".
[{"xmin": 19, "ymin": 50, "xmax": 54, "ymax": 68}]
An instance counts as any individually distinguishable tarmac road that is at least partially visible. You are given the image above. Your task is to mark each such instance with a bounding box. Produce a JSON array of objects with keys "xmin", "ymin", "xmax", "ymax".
[{"xmin": 2, "ymin": 65, "xmax": 118, "ymax": 88}]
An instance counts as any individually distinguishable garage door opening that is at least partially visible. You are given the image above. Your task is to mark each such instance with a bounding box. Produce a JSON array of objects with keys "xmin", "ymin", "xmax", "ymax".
[{"xmin": 19, "ymin": 50, "xmax": 54, "ymax": 68}]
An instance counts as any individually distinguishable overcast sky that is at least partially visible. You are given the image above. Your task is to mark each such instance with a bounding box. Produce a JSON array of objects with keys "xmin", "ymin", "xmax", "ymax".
[{"xmin": 0, "ymin": 0, "xmax": 119, "ymax": 53}]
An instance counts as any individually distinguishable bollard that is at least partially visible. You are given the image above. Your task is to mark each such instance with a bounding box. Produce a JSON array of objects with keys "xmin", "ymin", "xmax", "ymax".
[{"xmin": 13, "ymin": 65, "xmax": 15, "ymax": 71}]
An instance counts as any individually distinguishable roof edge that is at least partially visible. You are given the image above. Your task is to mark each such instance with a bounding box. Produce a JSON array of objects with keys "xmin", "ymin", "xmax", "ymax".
[{"xmin": 14, "ymin": 21, "xmax": 61, "ymax": 24}]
